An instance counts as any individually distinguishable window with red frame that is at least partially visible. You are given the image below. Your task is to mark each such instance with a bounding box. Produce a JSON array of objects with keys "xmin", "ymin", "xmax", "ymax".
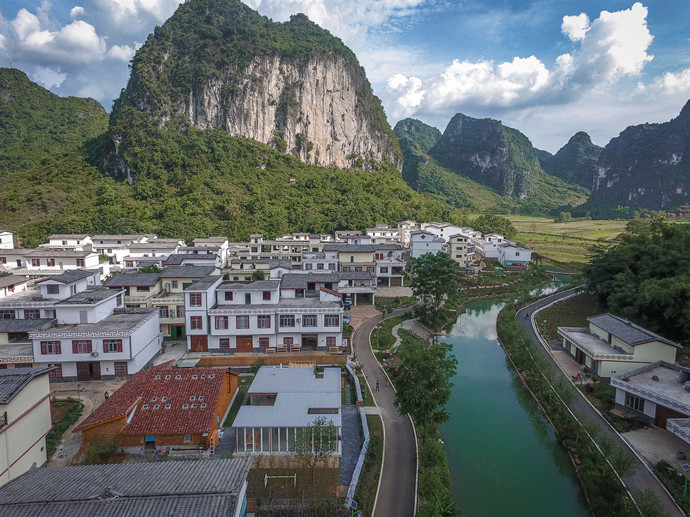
[
  {"xmin": 219, "ymin": 338, "xmax": 230, "ymax": 350},
  {"xmin": 263, "ymin": 291, "xmax": 271, "ymax": 301},
  {"xmin": 46, "ymin": 258, "xmax": 55, "ymax": 267},
  {"xmin": 302, "ymin": 314, "xmax": 317, "ymax": 327},
  {"xmin": 236, "ymin": 315, "xmax": 249, "ymax": 329},
  {"xmin": 31, "ymin": 259, "xmax": 40, "ymax": 267},
  {"xmin": 279, "ymin": 315, "xmax": 295, "ymax": 327},
  {"xmin": 283, "ymin": 337, "xmax": 293, "ymax": 345},
  {"xmin": 190, "ymin": 316, "xmax": 203, "ymax": 330},
  {"xmin": 103, "ymin": 339, "xmax": 123, "ymax": 353},
  {"xmin": 40, "ymin": 341, "xmax": 61, "ymax": 354},
  {"xmin": 72, "ymin": 340, "xmax": 92, "ymax": 354},
  {"xmin": 224, "ymin": 291, "xmax": 233, "ymax": 301},
  {"xmin": 189, "ymin": 293, "xmax": 202, "ymax": 307},
  {"xmin": 257, "ymin": 315, "xmax": 271, "ymax": 328},
  {"xmin": 76, "ymin": 259, "xmax": 85, "ymax": 267},
  {"xmin": 258, "ymin": 337, "xmax": 270, "ymax": 347},
  {"xmin": 24, "ymin": 309, "xmax": 41, "ymax": 319},
  {"xmin": 324, "ymin": 314, "xmax": 339, "ymax": 327},
  {"xmin": 215, "ymin": 316, "xmax": 229, "ymax": 329},
  {"xmin": 114, "ymin": 362, "xmax": 128, "ymax": 376},
  {"xmin": 48, "ymin": 364, "xmax": 62, "ymax": 379},
  {"xmin": 326, "ymin": 336, "xmax": 336, "ymax": 347}
]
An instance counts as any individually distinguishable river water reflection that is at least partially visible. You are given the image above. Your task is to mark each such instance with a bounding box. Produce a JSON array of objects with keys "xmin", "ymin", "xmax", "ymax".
[{"xmin": 440, "ymin": 298, "xmax": 589, "ymax": 516}]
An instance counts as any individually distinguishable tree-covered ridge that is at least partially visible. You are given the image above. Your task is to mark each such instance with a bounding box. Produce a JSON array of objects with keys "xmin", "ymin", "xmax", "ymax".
[
  {"xmin": 0, "ymin": 68, "xmax": 108, "ymax": 176},
  {"xmin": 394, "ymin": 118, "xmax": 442, "ymax": 155},
  {"xmin": 584, "ymin": 219, "xmax": 690, "ymax": 344},
  {"xmin": 539, "ymin": 131, "xmax": 602, "ymax": 189},
  {"xmin": 0, "ymin": 128, "xmax": 461, "ymax": 247}
]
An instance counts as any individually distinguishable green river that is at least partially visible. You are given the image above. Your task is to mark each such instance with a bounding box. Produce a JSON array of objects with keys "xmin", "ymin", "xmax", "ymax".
[{"xmin": 440, "ymin": 298, "xmax": 589, "ymax": 516}]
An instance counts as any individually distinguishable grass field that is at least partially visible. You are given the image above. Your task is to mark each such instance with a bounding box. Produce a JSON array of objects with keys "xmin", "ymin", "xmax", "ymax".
[{"xmin": 507, "ymin": 215, "xmax": 628, "ymax": 266}]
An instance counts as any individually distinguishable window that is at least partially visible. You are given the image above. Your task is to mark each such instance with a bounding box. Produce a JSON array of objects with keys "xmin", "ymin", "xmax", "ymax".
[
  {"xmin": 184, "ymin": 434, "xmax": 192, "ymax": 442},
  {"xmin": 24, "ymin": 309, "xmax": 41, "ymax": 319},
  {"xmin": 0, "ymin": 257, "xmax": 5, "ymax": 264},
  {"xmin": 72, "ymin": 340, "xmax": 92, "ymax": 354},
  {"xmin": 317, "ymin": 263, "xmax": 324, "ymax": 270},
  {"xmin": 215, "ymin": 316, "xmax": 229, "ymax": 329},
  {"xmin": 40, "ymin": 341, "xmax": 61, "ymax": 355},
  {"xmin": 189, "ymin": 293, "xmax": 202, "ymax": 307},
  {"xmin": 263, "ymin": 291, "xmax": 271, "ymax": 301},
  {"xmin": 380, "ymin": 267, "xmax": 389, "ymax": 273},
  {"xmin": 224, "ymin": 291, "xmax": 233, "ymax": 301},
  {"xmin": 326, "ymin": 336, "xmax": 337, "ymax": 347},
  {"xmin": 46, "ymin": 259, "xmax": 55, "ymax": 267},
  {"xmin": 76, "ymin": 259, "xmax": 85, "ymax": 267},
  {"xmin": 302, "ymin": 314, "xmax": 317, "ymax": 327},
  {"xmin": 177, "ymin": 306, "xmax": 184, "ymax": 318},
  {"xmin": 136, "ymin": 286, "xmax": 150, "ymax": 292},
  {"xmin": 245, "ymin": 293, "xmax": 251, "ymax": 304},
  {"xmin": 328, "ymin": 263, "xmax": 336, "ymax": 270},
  {"xmin": 125, "ymin": 261, "xmax": 134, "ymax": 268},
  {"xmin": 280, "ymin": 315, "xmax": 295, "ymax": 327},
  {"xmin": 625, "ymin": 393, "xmax": 645, "ymax": 412},
  {"xmin": 354, "ymin": 267, "xmax": 362, "ymax": 272},
  {"xmin": 283, "ymin": 337, "xmax": 293, "ymax": 345},
  {"xmin": 190, "ymin": 316, "xmax": 203, "ymax": 330},
  {"xmin": 259, "ymin": 337, "xmax": 269, "ymax": 347},
  {"xmin": 0, "ymin": 310, "xmax": 15, "ymax": 320},
  {"xmin": 172, "ymin": 280, "xmax": 179, "ymax": 289},
  {"xmin": 219, "ymin": 338, "xmax": 230, "ymax": 350},
  {"xmin": 114, "ymin": 362, "xmax": 128, "ymax": 376},
  {"xmin": 375, "ymin": 253, "xmax": 383, "ymax": 260},
  {"xmin": 46, "ymin": 284, "xmax": 60, "ymax": 295},
  {"xmin": 48, "ymin": 364, "xmax": 63, "ymax": 379},
  {"xmin": 325, "ymin": 314, "xmax": 339, "ymax": 327},
  {"xmin": 103, "ymin": 339, "xmax": 123, "ymax": 353},
  {"xmin": 257, "ymin": 315, "xmax": 271, "ymax": 329},
  {"xmin": 159, "ymin": 306, "xmax": 169, "ymax": 318},
  {"xmin": 31, "ymin": 258, "xmax": 41, "ymax": 267},
  {"xmin": 236, "ymin": 315, "xmax": 249, "ymax": 329}
]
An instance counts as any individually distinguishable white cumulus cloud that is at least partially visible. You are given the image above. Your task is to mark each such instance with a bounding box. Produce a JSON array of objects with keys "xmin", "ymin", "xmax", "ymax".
[
  {"xmin": 561, "ymin": 13, "xmax": 589, "ymax": 42},
  {"xmin": 33, "ymin": 66, "xmax": 67, "ymax": 88}
]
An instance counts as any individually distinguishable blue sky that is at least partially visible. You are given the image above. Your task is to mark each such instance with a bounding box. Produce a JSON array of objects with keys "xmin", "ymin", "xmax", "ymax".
[{"xmin": 1, "ymin": 1, "xmax": 689, "ymax": 152}]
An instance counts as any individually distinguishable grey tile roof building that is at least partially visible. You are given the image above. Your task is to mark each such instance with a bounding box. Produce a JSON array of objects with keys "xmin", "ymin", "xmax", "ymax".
[
  {"xmin": 106, "ymin": 273, "xmax": 162, "ymax": 287},
  {"xmin": 0, "ymin": 458, "xmax": 251, "ymax": 517},
  {"xmin": 588, "ymin": 314, "xmax": 680, "ymax": 347},
  {"xmin": 159, "ymin": 265, "xmax": 216, "ymax": 278},
  {"xmin": 0, "ymin": 367, "xmax": 54, "ymax": 404},
  {"xmin": 40, "ymin": 270, "xmax": 95, "ymax": 284}
]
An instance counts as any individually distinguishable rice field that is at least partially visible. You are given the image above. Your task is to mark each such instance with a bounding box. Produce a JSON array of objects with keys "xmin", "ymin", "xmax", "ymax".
[{"xmin": 506, "ymin": 215, "xmax": 628, "ymax": 267}]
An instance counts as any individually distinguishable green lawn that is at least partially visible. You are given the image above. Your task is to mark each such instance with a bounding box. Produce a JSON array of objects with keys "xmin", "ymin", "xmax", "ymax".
[{"xmin": 223, "ymin": 375, "xmax": 254, "ymax": 427}]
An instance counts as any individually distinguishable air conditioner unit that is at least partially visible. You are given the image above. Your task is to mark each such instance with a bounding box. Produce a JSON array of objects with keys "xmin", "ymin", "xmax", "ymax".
[{"xmin": 91, "ymin": 351, "xmax": 99, "ymax": 357}]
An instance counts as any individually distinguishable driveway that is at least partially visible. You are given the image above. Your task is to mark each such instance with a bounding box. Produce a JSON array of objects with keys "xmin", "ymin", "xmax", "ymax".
[
  {"xmin": 520, "ymin": 288, "xmax": 684, "ymax": 517},
  {"xmin": 352, "ymin": 306, "xmax": 417, "ymax": 517}
]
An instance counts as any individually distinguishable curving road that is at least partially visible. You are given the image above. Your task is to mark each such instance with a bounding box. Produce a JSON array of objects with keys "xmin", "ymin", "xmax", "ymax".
[
  {"xmin": 519, "ymin": 288, "xmax": 684, "ymax": 517},
  {"xmin": 352, "ymin": 307, "xmax": 417, "ymax": 517}
]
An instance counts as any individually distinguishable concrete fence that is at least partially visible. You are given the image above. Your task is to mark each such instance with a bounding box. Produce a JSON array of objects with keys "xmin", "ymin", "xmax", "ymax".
[{"xmin": 345, "ymin": 362, "xmax": 370, "ymax": 506}]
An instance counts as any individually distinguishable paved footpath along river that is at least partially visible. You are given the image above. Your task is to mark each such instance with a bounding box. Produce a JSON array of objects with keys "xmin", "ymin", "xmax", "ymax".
[{"xmin": 440, "ymin": 298, "xmax": 589, "ymax": 516}]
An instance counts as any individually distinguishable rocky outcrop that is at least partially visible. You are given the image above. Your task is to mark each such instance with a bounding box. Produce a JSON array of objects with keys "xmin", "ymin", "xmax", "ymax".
[
  {"xmin": 106, "ymin": 1, "xmax": 400, "ymax": 176},
  {"xmin": 539, "ymin": 132, "xmax": 602, "ymax": 190},
  {"xmin": 429, "ymin": 113, "xmax": 540, "ymax": 198},
  {"xmin": 589, "ymin": 100, "xmax": 690, "ymax": 210}
]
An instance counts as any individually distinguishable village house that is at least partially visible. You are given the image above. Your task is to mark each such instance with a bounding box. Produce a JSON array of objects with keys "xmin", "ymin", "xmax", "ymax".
[
  {"xmin": 187, "ymin": 275, "xmax": 344, "ymax": 354},
  {"xmin": 227, "ymin": 258, "xmax": 292, "ymax": 282},
  {"xmin": 448, "ymin": 233, "xmax": 471, "ymax": 267},
  {"xmin": 232, "ymin": 365, "xmax": 341, "ymax": 457},
  {"xmin": 611, "ymin": 362, "xmax": 690, "ymax": 444},
  {"xmin": 193, "ymin": 237, "xmax": 229, "ymax": 267},
  {"xmin": 29, "ymin": 284, "xmax": 162, "ymax": 381},
  {"xmin": 122, "ymin": 239, "xmax": 183, "ymax": 267},
  {"xmin": 0, "ymin": 458, "xmax": 252, "ymax": 517},
  {"xmin": 302, "ymin": 250, "xmax": 339, "ymax": 272},
  {"xmin": 91, "ymin": 234, "xmax": 151, "ymax": 264},
  {"xmin": 0, "ymin": 275, "xmax": 28, "ymax": 300},
  {"xmin": 421, "ymin": 222, "xmax": 468, "ymax": 243},
  {"xmin": 472, "ymin": 233, "xmax": 506, "ymax": 259},
  {"xmin": 105, "ymin": 272, "xmax": 163, "ymax": 308},
  {"xmin": 410, "ymin": 230, "xmax": 445, "ymax": 258},
  {"xmin": 557, "ymin": 314, "xmax": 681, "ymax": 379},
  {"xmin": 397, "ymin": 220, "xmax": 419, "ymax": 248},
  {"xmin": 0, "ymin": 248, "xmax": 106, "ymax": 279},
  {"xmin": 0, "ymin": 231, "xmax": 15, "ymax": 250},
  {"xmin": 74, "ymin": 362, "xmax": 238, "ymax": 453},
  {"xmin": 154, "ymin": 266, "xmax": 218, "ymax": 341},
  {"xmin": 497, "ymin": 243, "xmax": 533, "ymax": 268},
  {"xmin": 0, "ymin": 366, "xmax": 54, "ymax": 486},
  {"xmin": 45, "ymin": 234, "xmax": 92, "ymax": 250},
  {"xmin": 366, "ymin": 224, "xmax": 400, "ymax": 245},
  {"xmin": 373, "ymin": 244, "xmax": 405, "ymax": 287},
  {"xmin": 334, "ymin": 231, "xmax": 371, "ymax": 245}
]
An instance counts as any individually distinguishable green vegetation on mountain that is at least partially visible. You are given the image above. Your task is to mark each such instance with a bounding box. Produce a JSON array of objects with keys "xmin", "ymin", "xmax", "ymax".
[
  {"xmin": 584, "ymin": 218, "xmax": 690, "ymax": 344},
  {"xmin": 0, "ymin": 129, "xmax": 459, "ymax": 247},
  {"xmin": 0, "ymin": 68, "xmax": 108, "ymax": 175},
  {"xmin": 539, "ymin": 131, "xmax": 601, "ymax": 189}
]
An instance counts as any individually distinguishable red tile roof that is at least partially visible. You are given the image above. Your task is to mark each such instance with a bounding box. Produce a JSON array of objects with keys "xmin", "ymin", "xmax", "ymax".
[
  {"xmin": 320, "ymin": 287, "xmax": 342, "ymax": 298},
  {"xmin": 75, "ymin": 362, "xmax": 236, "ymax": 436}
]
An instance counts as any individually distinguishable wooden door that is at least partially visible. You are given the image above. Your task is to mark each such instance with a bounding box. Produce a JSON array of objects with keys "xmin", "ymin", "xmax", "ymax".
[
  {"xmin": 655, "ymin": 405, "xmax": 685, "ymax": 428},
  {"xmin": 77, "ymin": 362, "xmax": 90, "ymax": 381},
  {"xmin": 236, "ymin": 337, "xmax": 253, "ymax": 353},
  {"xmin": 190, "ymin": 335, "xmax": 208, "ymax": 352}
]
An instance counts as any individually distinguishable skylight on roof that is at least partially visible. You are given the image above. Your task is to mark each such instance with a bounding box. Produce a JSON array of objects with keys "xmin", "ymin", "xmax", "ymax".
[
  {"xmin": 142, "ymin": 404, "xmax": 149, "ymax": 410},
  {"xmin": 175, "ymin": 375, "xmax": 182, "ymax": 380},
  {"xmin": 165, "ymin": 375, "xmax": 171, "ymax": 380},
  {"xmin": 190, "ymin": 396, "xmax": 196, "ymax": 401},
  {"xmin": 165, "ymin": 404, "xmax": 171, "ymax": 409},
  {"xmin": 191, "ymin": 404, "xmax": 197, "ymax": 408},
  {"xmin": 182, "ymin": 404, "xmax": 188, "ymax": 409},
  {"xmin": 154, "ymin": 375, "xmax": 161, "ymax": 380},
  {"xmin": 153, "ymin": 404, "xmax": 160, "ymax": 410},
  {"xmin": 192, "ymin": 375, "xmax": 198, "ymax": 380}
]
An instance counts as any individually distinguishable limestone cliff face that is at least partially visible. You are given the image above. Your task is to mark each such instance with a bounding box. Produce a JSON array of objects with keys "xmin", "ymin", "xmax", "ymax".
[
  {"xmin": 106, "ymin": 1, "xmax": 400, "ymax": 177},
  {"xmin": 178, "ymin": 55, "xmax": 398, "ymax": 168}
]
